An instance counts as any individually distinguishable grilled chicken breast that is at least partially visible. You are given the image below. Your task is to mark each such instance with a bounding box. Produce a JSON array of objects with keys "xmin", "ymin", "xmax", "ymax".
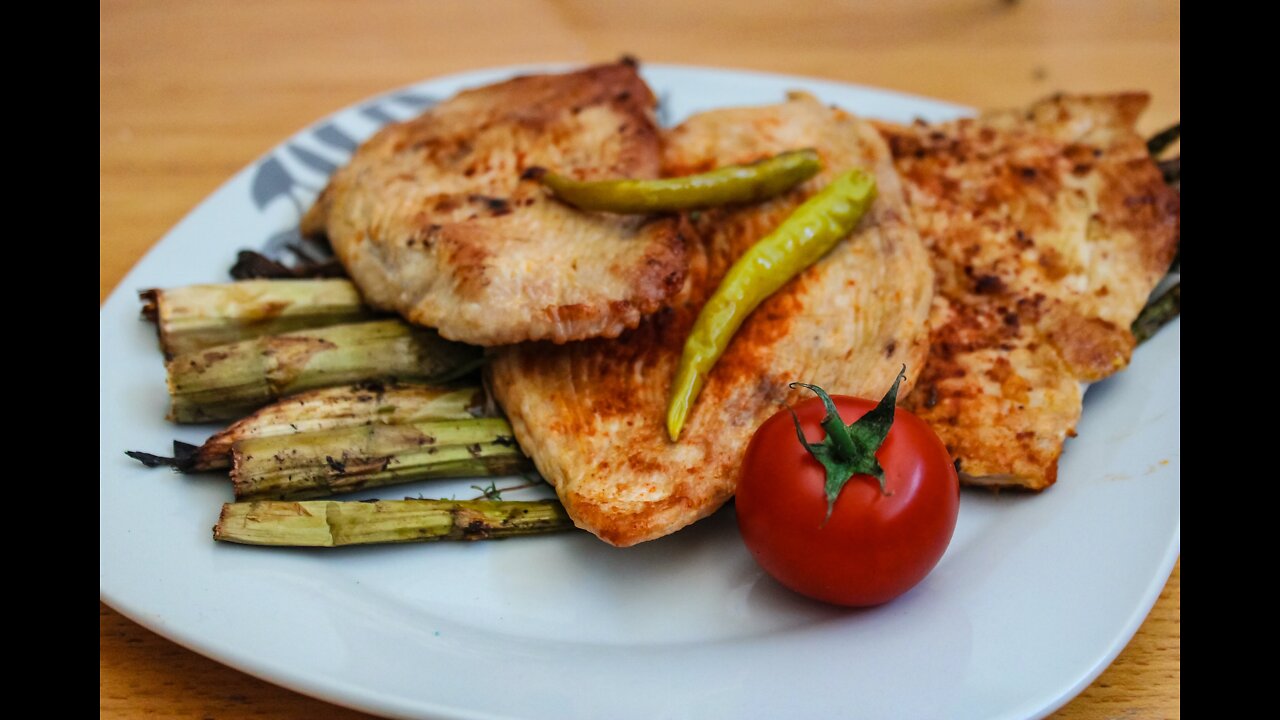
[
  {"xmin": 491, "ymin": 94, "xmax": 933, "ymax": 546},
  {"xmin": 302, "ymin": 61, "xmax": 685, "ymax": 346},
  {"xmin": 879, "ymin": 93, "xmax": 1179, "ymax": 490}
]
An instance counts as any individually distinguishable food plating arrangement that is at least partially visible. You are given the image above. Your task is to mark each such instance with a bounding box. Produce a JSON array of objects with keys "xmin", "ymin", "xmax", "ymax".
[{"xmin": 104, "ymin": 59, "xmax": 1180, "ymax": 719}]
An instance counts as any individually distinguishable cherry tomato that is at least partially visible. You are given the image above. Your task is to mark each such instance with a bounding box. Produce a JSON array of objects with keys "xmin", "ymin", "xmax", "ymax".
[{"xmin": 736, "ymin": 392, "xmax": 959, "ymax": 607}]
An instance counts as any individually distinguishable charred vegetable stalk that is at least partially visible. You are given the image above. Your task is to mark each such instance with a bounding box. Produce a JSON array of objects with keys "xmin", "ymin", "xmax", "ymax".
[
  {"xmin": 128, "ymin": 383, "xmax": 487, "ymax": 471},
  {"xmin": 1158, "ymin": 157, "xmax": 1180, "ymax": 193},
  {"xmin": 231, "ymin": 417, "xmax": 528, "ymax": 500},
  {"xmin": 142, "ymin": 279, "xmax": 372, "ymax": 356},
  {"xmin": 1129, "ymin": 124, "xmax": 1180, "ymax": 342},
  {"xmin": 165, "ymin": 319, "xmax": 481, "ymax": 423},
  {"xmin": 229, "ymin": 250, "xmax": 346, "ymax": 280},
  {"xmin": 1132, "ymin": 282, "xmax": 1180, "ymax": 344},
  {"xmin": 1146, "ymin": 123, "xmax": 1180, "ymax": 157},
  {"xmin": 215, "ymin": 499, "xmax": 572, "ymax": 547}
]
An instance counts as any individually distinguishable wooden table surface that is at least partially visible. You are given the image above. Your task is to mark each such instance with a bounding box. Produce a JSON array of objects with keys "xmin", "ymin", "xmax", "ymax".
[{"xmin": 100, "ymin": 1, "xmax": 1180, "ymax": 717}]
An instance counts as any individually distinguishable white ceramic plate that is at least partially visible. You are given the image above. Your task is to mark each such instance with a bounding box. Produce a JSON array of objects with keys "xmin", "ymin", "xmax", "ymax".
[{"xmin": 100, "ymin": 65, "xmax": 1180, "ymax": 720}]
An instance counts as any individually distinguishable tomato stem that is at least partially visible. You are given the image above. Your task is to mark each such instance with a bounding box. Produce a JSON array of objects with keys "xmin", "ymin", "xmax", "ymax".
[
  {"xmin": 791, "ymin": 383, "xmax": 860, "ymax": 462},
  {"xmin": 787, "ymin": 367, "xmax": 906, "ymax": 519}
]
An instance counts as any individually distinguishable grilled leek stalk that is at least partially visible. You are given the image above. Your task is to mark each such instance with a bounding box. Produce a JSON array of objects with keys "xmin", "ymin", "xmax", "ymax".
[
  {"xmin": 141, "ymin": 279, "xmax": 372, "ymax": 356},
  {"xmin": 165, "ymin": 320, "xmax": 481, "ymax": 423},
  {"xmin": 130, "ymin": 383, "xmax": 487, "ymax": 472},
  {"xmin": 215, "ymin": 499, "xmax": 572, "ymax": 547},
  {"xmin": 231, "ymin": 417, "xmax": 528, "ymax": 500},
  {"xmin": 1146, "ymin": 123, "xmax": 1180, "ymax": 157},
  {"xmin": 1132, "ymin": 282, "xmax": 1180, "ymax": 344}
]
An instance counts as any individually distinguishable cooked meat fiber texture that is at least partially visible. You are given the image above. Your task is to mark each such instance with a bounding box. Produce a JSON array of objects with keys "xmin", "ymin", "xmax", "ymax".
[
  {"xmin": 879, "ymin": 93, "xmax": 1179, "ymax": 490},
  {"xmin": 302, "ymin": 61, "xmax": 686, "ymax": 346},
  {"xmin": 491, "ymin": 93, "xmax": 933, "ymax": 546}
]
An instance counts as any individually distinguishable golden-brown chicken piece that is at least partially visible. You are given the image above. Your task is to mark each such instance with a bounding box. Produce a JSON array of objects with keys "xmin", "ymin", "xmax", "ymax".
[
  {"xmin": 490, "ymin": 94, "xmax": 933, "ymax": 546},
  {"xmin": 879, "ymin": 93, "xmax": 1179, "ymax": 490},
  {"xmin": 302, "ymin": 61, "xmax": 685, "ymax": 346}
]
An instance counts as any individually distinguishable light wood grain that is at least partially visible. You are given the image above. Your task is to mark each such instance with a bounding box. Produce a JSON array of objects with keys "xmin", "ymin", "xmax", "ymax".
[{"xmin": 100, "ymin": 1, "xmax": 1180, "ymax": 717}]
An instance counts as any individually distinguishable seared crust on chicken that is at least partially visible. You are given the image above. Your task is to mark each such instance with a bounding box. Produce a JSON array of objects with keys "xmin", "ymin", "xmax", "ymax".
[
  {"xmin": 491, "ymin": 94, "xmax": 932, "ymax": 546},
  {"xmin": 880, "ymin": 93, "xmax": 1180, "ymax": 490},
  {"xmin": 302, "ymin": 62, "xmax": 686, "ymax": 346}
]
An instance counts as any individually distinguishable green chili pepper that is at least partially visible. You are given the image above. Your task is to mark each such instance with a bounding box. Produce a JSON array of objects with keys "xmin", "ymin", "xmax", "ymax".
[
  {"xmin": 665, "ymin": 168, "xmax": 878, "ymax": 441},
  {"xmin": 537, "ymin": 149, "xmax": 822, "ymax": 213}
]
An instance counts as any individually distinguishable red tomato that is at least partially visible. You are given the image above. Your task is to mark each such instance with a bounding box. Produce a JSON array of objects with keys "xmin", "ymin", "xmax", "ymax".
[{"xmin": 736, "ymin": 394, "xmax": 958, "ymax": 607}]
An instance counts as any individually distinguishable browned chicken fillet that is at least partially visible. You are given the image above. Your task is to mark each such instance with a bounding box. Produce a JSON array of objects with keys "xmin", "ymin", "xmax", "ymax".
[
  {"xmin": 490, "ymin": 94, "xmax": 933, "ymax": 546},
  {"xmin": 302, "ymin": 62, "xmax": 685, "ymax": 346},
  {"xmin": 879, "ymin": 93, "xmax": 1180, "ymax": 490}
]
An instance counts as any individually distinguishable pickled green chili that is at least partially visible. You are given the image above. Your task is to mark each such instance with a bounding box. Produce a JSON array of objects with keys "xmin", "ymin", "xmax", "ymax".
[
  {"xmin": 665, "ymin": 169, "xmax": 878, "ymax": 441},
  {"xmin": 536, "ymin": 149, "xmax": 821, "ymax": 213}
]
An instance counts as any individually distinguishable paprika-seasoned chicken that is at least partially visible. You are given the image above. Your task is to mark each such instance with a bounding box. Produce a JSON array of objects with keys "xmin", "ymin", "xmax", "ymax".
[
  {"xmin": 302, "ymin": 61, "xmax": 685, "ymax": 346},
  {"xmin": 879, "ymin": 93, "xmax": 1180, "ymax": 490},
  {"xmin": 490, "ymin": 94, "xmax": 933, "ymax": 546}
]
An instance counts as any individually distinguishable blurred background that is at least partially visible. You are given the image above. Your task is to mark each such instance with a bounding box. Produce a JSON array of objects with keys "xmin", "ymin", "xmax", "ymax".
[{"xmin": 100, "ymin": 1, "xmax": 1179, "ymax": 717}]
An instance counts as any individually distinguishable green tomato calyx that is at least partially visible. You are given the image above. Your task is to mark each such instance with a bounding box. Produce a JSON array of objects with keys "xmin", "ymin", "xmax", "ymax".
[{"xmin": 787, "ymin": 366, "xmax": 906, "ymax": 521}]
